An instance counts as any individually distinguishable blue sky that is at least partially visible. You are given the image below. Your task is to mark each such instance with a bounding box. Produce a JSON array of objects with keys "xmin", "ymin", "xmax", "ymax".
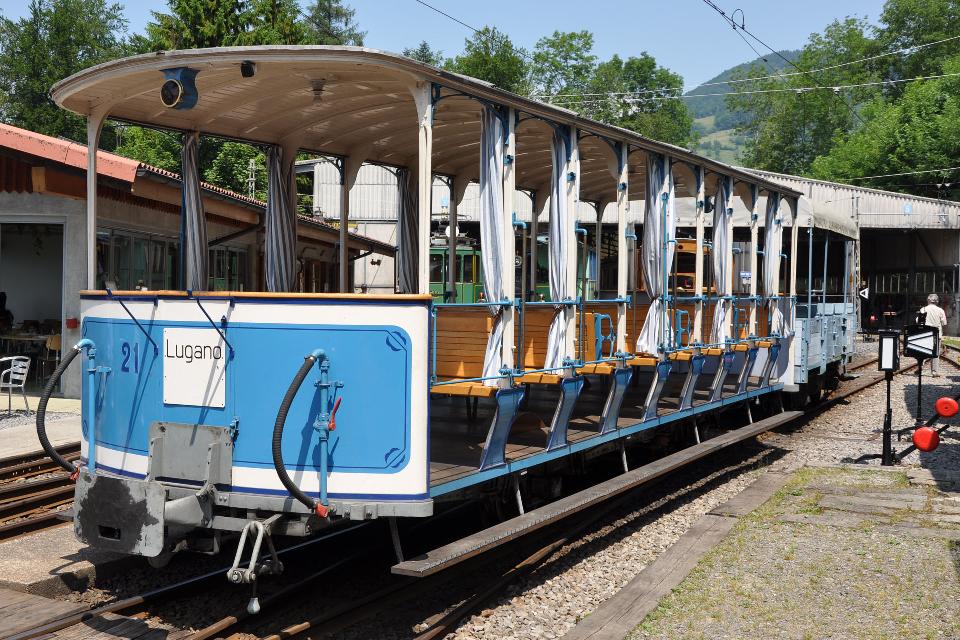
[{"xmin": 0, "ymin": 0, "xmax": 887, "ymax": 88}]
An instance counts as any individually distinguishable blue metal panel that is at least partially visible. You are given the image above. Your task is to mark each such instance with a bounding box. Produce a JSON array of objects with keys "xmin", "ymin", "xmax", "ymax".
[
  {"xmin": 546, "ymin": 376, "xmax": 585, "ymax": 450},
  {"xmin": 479, "ymin": 387, "xmax": 525, "ymax": 470},
  {"xmin": 600, "ymin": 367, "xmax": 633, "ymax": 433},
  {"xmin": 81, "ymin": 318, "xmax": 414, "ymax": 475}
]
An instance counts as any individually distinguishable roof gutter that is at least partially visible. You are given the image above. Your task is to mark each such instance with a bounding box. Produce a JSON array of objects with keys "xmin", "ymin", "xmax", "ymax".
[{"xmin": 209, "ymin": 214, "xmax": 264, "ymax": 246}]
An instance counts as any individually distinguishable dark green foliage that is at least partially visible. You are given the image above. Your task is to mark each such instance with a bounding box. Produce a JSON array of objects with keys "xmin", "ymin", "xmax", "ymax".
[
  {"xmin": 529, "ymin": 30, "xmax": 596, "ymax": 98},
  {"xmin": 811, "ymin": 55, "xmax": 960, "ymax": 200},
  {"xmin": 730, "ymin": 0, "xmax": 960, "ymax": 196},
  {"xmin": 579, "ymin": 53, "xmax": 695, "ymax": 148},
  {"xmin": 403, "ymin": 40, "xmax": 443, "ymax": 67},
  {"xmin": 115, "ymin": 127, "xmax": 181, "ymax": 172},
  {"xmin": 445, "ymin": 27, "xmax": 529, "ymax": 94},
  {"xmin": 0, "ymin": 0, "xmax": 128, "ymax": 144},
  {"xmin": 730, "ymin": 17, "xmax": 879, "ymax": 175},
  {"xmin": 301, "ymin": 0, "xmax": 365, "ymax": 45},
  {"xmin": 204, "ymin": 141, "xmax": 267, "ymax": 201}
]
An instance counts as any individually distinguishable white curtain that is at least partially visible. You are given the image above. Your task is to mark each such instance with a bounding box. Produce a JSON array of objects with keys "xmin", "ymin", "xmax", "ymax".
[
  {"xmin": 763, "ymin": 193, "xmax": 784, "ymax": 335},
  {"xmin": 396, "ymin": 167, "xmax": 418, "ymax": 294},
  {"xmin": 544, "ymin": 128, "xmax": 571, "ymax": 370},
  {"xmin": 479, "ymin": 107, "xmax": 506, "ymax": 385},
  {"xmin": 636, "ymin": 152, "xmax": 675, "ymax": 355},
  {"xmin": 710, "ymin": 175, "xmax": 733, "ymax": 344},
  {"xmin": 181, "ymin": 132, "xmax": 208, "ymax": 290},
  {"xmin": 265, "ymin": 145, "xmax": 297, "ymax": 292}
]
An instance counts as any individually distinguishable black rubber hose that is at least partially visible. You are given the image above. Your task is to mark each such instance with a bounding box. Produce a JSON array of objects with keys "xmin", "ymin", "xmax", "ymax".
[
  {"xmin": 273, "ymin": 353, "xmax": 320, "ymax": 514},
  {"xmin": 37, "ymin": 346, "xmax": 82, "ymax": 475}
]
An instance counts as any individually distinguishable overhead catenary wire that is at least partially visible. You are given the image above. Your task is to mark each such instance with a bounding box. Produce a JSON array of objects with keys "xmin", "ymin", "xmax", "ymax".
[
  {"xmin": 409, "ymin": 0, "xmax": 535, "ymax": 63},
  {"xmin": 698, "ymin": 0, "xmax": 868, "ymax": 126},
  {"xmin": 843, "ymin": 165, "xmax": 960, "ymax": 181},
  {"xmin": 538, "ymin": 32, "xmax": 960, "ymax": 100},
  {"xmin": 541, "ymin": 70, "xmax": 960, "ymax": 108}
]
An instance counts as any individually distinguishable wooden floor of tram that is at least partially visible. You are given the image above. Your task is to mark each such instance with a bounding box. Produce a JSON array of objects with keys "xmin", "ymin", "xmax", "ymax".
[{"xmin": 428, "ymin": 369, "xmax": 758, "ymax": 487}]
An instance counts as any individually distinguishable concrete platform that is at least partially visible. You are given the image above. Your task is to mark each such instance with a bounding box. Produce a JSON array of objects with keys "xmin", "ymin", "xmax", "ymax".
[
  {"xmin": 0, "ymin": 415, "xmax": 80, "ymax": 458},
  {"xmin": 0, "ymin": 522, "xmax": 127, "ymax": 597},
  {"xmin": 566, "ymin": 465, "xmax": 960, "ymax": 639}
]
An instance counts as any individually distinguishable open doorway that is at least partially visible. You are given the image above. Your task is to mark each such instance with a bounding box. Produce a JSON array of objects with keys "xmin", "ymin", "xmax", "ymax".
[{"xmin": 0, "ymin": 223, "xmax": 64, "ymax": 395}]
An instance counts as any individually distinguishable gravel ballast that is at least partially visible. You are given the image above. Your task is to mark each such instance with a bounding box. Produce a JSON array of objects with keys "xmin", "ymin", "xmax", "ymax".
[{"xmin": 430, "ymin": 342, "xmax": 960, "ymax": 640}]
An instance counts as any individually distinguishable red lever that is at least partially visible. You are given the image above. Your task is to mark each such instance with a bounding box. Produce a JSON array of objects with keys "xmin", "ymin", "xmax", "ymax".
[
  {"xmin": 69, "ymin": 466, "xmax": 80, "ymax": 482},
  {"xmin": 329, "ymin": 396, "xmax": 342, "ymax": 431},
  {"xmin": 314, "ymin": 503, "xmax": 329, "ymax": 518}
]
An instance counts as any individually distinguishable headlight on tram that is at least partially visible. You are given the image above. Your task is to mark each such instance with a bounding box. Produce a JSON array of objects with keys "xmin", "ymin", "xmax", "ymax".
[{"xmin": 160, "ymin": 67, "xmax": 199, "ymax": 110}]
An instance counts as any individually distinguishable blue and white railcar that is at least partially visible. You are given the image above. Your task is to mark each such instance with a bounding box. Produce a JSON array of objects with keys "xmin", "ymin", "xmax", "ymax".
[{"xmin": 40, "ymin": 47, "xmax": 849, "ymax": 576}]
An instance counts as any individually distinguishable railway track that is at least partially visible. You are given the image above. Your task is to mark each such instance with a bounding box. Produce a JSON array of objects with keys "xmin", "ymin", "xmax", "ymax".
[
  {"xmin": 0, "ymin": 442, "xmax": 79, "ymax": 542},
  {"xmin": 7, "ymin": 342, "xmax": 956, "ymax": 640},
  {"xmin": 184, "ymin": 345, "xmax": 943, "ymax": 640}
]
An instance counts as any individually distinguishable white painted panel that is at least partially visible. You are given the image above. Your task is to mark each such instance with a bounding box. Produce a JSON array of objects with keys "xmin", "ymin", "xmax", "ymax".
[{"xmin": 162, "ymin": 327, "xmax": 227, "ymax": 407}]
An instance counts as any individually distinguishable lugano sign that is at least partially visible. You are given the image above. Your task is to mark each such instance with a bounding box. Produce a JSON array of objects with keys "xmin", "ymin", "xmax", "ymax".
[{"xmin": 162, "ymin": 328, "xmax": 227, "ymax": 408}]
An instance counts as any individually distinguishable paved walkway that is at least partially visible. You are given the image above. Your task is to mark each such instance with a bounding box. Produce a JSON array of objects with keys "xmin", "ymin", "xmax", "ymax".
[
  {"xmin": 566, "ymin": 464, "xmax": 960, "ymax": 640},
  {"xmin": 0, "ymin": 414, "xmax": 80, "ymax": 458}
]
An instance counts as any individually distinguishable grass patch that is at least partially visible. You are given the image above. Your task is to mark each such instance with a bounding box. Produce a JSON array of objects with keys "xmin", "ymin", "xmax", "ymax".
[{"xmin": 627, "ymin": 466, "xmax": 960, "ymax": 640}]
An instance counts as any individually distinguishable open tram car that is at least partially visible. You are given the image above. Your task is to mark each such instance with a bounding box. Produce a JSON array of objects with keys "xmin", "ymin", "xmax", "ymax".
[{"xmin": 43, "ymin": 47, "xmax": 858, "ymax": 572}]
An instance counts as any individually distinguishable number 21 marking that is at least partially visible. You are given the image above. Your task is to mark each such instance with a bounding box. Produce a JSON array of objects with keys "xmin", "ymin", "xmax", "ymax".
[{"xmin": 120, "ymin": 342, "xmax": 139, "ymax": 373}]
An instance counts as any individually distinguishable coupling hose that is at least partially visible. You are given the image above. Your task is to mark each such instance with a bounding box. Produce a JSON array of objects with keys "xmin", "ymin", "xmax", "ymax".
[
  {"xmin": 37, "ymin": 346, "xmax": 82, "ymax": 477},
  {"xmin": 272, "ymin": 353, "xmax": 325, "ymax": 516}
]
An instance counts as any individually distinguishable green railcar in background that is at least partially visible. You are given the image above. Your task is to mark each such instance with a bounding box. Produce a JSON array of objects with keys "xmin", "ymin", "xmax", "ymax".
[
  {"xmin": 429, "ymin": 244, "xmax": 484, "ymax": 302},
  {"xmin": 429, "ymin": 240, "xmax": 571, "ymax": 303}
]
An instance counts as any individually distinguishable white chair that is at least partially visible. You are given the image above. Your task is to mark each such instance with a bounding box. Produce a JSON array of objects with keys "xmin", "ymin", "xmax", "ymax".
[{"xmin": 0, "ymin": 356, "xmax": 30, "ymax": 416}]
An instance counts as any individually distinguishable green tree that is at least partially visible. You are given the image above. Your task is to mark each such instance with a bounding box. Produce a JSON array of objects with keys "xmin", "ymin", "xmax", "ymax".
[
  {"xmin": 0, "ymin": 0, "xmax": 128, "ymax": 143},
  {"xmin": 875, "ymin": 0, "xmax": 960, "ymax": 79},
  {"xmin": 403, "ymin": 40, "xmax": 443, "ymax": 66},
  {"xmin": 144, "ymin": 0, "xmax": 249, "ymax": 49},
  {"xmin": 580, "ymin": 54, "xmax": 695, "ymax": 148},
  {"xmin": 302, "ymin": 0, "xmax": 365, "ymax": 45},
  {"xmin": 115, "ymin": 126, "xmax": 181, "ymax": 172},
  {"xmin": 811, "ymin": 55, "xmax": 960, "ymax": 199},
  {"xmin": 729, "ymin": 17, "xmax": 879, "ymax": 174},
  {"xmin": 529, "ymin": 30, "xmax": 596, "ymax": 98},
  {"xmin": 240, "ymin": 0, "xmax": 307, "ymax": 45},
  {"xmin": 204, "ymin": 142, "xmax": 268, "ymax": 200},
  {"xmin": 445, "ymin": 27, "xmax": 529, "ymax": 94}
]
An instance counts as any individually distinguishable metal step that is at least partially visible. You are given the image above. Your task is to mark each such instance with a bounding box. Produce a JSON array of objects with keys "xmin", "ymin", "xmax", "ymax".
[{"xmin": 392, "ymin": 410, "xmax": 803, "ymax": 577}]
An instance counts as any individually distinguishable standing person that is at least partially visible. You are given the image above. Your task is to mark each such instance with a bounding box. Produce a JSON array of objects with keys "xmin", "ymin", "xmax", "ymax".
[{"xmin": 920, "ymin": 293, "xmax": 948, "ymax": 377}]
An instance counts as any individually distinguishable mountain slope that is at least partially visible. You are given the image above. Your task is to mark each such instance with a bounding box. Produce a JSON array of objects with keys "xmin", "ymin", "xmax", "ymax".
[{"xmin": 686, "ymin": 50, "xmax": 800, "ymax": 163}]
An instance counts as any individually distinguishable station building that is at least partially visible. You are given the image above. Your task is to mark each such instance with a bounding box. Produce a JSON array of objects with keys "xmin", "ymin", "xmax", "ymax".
[{"xmin": 0, "ymin": 124, "xmax": 394, "ymax": 398}]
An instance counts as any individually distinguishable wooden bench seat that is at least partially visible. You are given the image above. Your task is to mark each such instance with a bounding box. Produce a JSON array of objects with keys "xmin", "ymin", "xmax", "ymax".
[
  {"xmin": 432, "ymin": 380, "xmax": 498, "ymax": 397},
  {"xmin": 432, "ymin": 308, "xmax": 500, "ymax": 397}
]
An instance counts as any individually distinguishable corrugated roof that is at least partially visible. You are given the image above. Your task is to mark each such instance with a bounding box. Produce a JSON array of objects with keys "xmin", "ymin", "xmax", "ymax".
[
  {"xmin": 743, "ymin": 167, "xmax": 960, "ymax": 236},
  {"xmin": 0, "ymin": 122, "xmax": 140, "ymax": 182}
]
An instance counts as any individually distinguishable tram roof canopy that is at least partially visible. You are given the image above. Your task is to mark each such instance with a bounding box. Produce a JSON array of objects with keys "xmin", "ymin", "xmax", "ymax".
[{"xmin": 51, "ymin": 46, "xmax": 802, "ymax": 205}]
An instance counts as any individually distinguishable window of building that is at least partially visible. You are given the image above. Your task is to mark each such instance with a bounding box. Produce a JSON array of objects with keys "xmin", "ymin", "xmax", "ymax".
[{"xmin": 97, "ymin": 227, "xmax": 247, "ymax": 291}]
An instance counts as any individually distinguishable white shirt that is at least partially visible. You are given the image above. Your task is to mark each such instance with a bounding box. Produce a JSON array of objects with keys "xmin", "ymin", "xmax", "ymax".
[{"xmin": 921, "ymin": 303, "xmax": 947, "ymax": 330}]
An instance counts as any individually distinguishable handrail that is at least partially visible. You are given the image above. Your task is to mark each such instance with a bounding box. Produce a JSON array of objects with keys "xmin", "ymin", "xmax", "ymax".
[
  {"xmin": 430, "ymin": 355, "xmax": 626, "ymax": 387},
  {"xmin": 433, "ymin": 300, "xmax": 513, "ymax": 308},
  {"xmin": 106, "ymin": 288, "xmax": 159, "ymax": 355},
  {"xmin": 187, "ymin": 290, "xmax": 235, "ymax": 358}
]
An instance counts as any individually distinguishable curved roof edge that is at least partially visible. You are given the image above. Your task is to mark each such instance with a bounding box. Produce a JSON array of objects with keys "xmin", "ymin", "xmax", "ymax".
[{"xmin": 51, "ymin": 45, "xmax": 803, "ymax": 202}]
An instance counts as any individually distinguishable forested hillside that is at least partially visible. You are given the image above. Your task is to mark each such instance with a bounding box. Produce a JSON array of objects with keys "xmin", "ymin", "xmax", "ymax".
[{"xmin": 686, "ymin": 51, "xmax": 799, "ymax": 163}]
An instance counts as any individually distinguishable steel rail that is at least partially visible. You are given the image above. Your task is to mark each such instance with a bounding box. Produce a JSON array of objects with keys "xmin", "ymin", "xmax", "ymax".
[{"xmin": 245, "ymin": 344, "xmax": 950, "ymax": 640}]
